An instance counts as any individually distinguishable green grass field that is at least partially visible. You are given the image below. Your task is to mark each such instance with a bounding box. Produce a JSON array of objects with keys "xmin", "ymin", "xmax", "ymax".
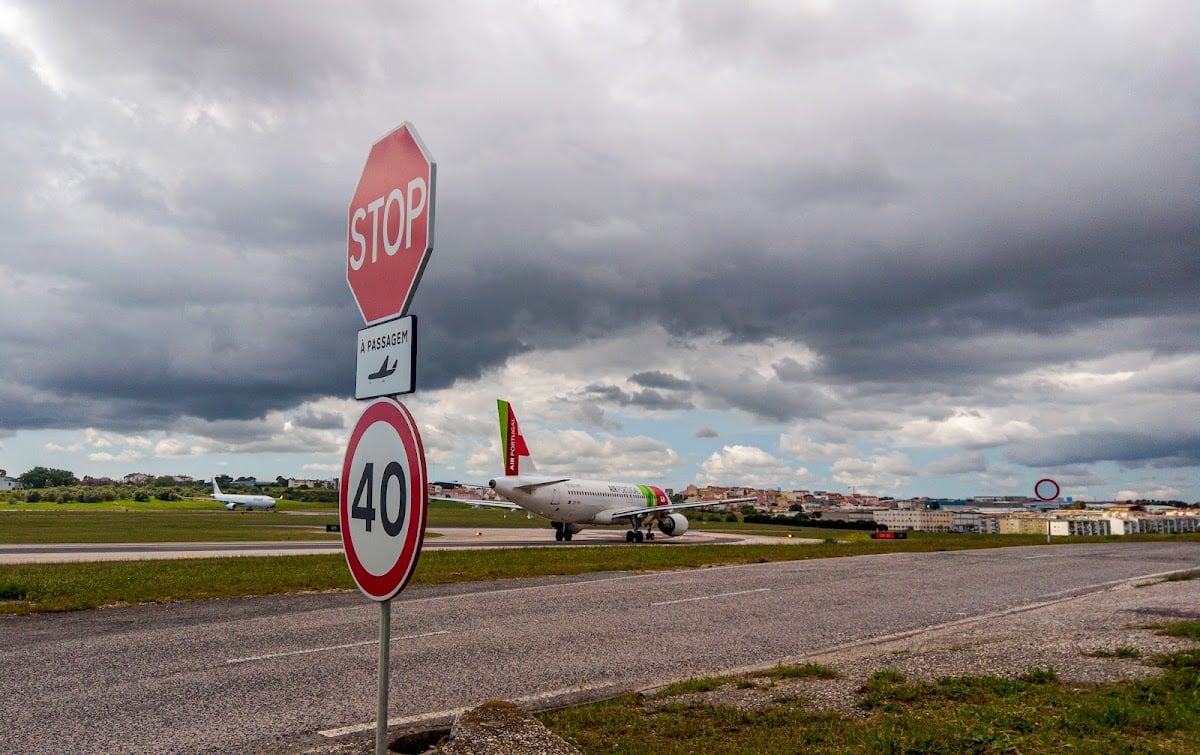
[{"xmin": 0, "ymin": 500, "xmax": 553, "ymax": 543}]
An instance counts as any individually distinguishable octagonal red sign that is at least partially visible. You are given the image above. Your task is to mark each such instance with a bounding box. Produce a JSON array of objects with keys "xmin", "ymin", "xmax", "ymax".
[{"xmin": 347, "ymin": 123, "xmax": 437, "ymax": 325}]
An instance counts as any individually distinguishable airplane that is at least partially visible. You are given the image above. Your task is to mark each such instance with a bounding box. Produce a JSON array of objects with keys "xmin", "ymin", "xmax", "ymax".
[
  {"xmin": 367, "ymin": 356, "xmax": 398, "ymax": 380},
  {"xmin": 431, "ymin": 400, "xmax": 754, "ymax": 543},
  {"xmin": 210, "ymin": 480, "xmax": 277, "ymax": 510}
]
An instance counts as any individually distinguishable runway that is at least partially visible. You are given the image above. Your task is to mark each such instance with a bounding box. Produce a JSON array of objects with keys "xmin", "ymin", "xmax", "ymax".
[{"xmin": 0, "ymin": 527, "xmax": 806, "ymax": 564}]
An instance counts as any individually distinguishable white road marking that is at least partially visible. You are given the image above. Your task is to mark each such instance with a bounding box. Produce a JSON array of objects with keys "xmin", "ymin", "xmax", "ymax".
[
  {"xmin": 225, "ymin": 630, "xmax": 450, "ymax": 665},
  {"xmin": 651, "ymin": 587, "xmax": 770, "ymax": 606}
]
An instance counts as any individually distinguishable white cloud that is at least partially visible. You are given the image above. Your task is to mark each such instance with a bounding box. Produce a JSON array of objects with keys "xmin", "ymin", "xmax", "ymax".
[
  {"xmin": 831, "ymin": 450, "xmax": 914, "ymax": 493},
  {"xmin": 896, "ymin": 410, "xmax": 1038, "ymax": 449},
  {"xmin": 1114, "ymin": 483, "xmax": 1184, "ymax": 502},
  {"xmin": 698, "ymin": 445, "xmax": 808, "ymax": 488},
  {"xmin": 88, "ymin": 449, "xmax": 144, "ymax": 464},
  {"xmin": 154, "ymin": 438, "xmax": 202, "ymax": 457},
  {"xmin": 779, "ymin": 431, "xmax": 858, "ymax": 462}
]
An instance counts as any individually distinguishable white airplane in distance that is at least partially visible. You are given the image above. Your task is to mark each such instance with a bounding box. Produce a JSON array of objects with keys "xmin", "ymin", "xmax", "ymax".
[
  {"xmin": 210, "ymin": 480, "xmax": 277, "ymax": 510},
  {"xmin": 432, "ymin": 400, "xmax": 754, "ymax": 542}
]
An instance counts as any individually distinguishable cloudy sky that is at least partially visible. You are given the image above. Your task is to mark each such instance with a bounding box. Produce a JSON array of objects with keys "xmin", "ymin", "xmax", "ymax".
[{"xmin": 1, "ymin": 1, "xmax": 1197, "ymax": 502}]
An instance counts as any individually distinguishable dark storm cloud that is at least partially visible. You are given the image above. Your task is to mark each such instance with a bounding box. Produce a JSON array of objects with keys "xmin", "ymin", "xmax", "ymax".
[
  {"xmin": 1, "ymin": 292, "xmax": 357, "ymax": 432},
  {"xmin": 290, "ymin": 408, "xmax": 345, "ymax": 431},
  {"xmin": 627, "ymin": 390, "xmax": 695, "ymax": 411},
  {"xmin": 1005, "ymin": 431, "xmax": 1200, "ymax": 470},
  {"xmin": 696, "ymin": 369, "xmax": 835, "ymax": 423},
  {"xmin": 578, "ymin": 383, "xmax": 694, "ymax": 412},
  {"xmin": 630, "ymin": 371, "xmax": 692, "ymax": 391},
  {"xmin": 409, "ymin": 251, "xmax": 671, "ymax": 389},
  {"xmin": 172, "ymin": 154, "xmax": 346, "ymax": 252},
  {"xmin": 22, "ymin": 0, "xmax": 375, "ymax": 102},
  {"xmin": 572, "ymin": 403, "xmax": 622, "ymax": 432},
  {"xmin": 2, "ymin": 1, "xmax": 1198, "ymax": 487}
]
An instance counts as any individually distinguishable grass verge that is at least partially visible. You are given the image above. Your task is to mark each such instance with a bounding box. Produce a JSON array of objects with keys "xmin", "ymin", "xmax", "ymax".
[
  {"xmin": 0, "ymin": 534, "xmax": 1067, "ymax": 615},
  {"xmin": 539, "ymin": 641, "xmax": 1200, "ymax": 754}
]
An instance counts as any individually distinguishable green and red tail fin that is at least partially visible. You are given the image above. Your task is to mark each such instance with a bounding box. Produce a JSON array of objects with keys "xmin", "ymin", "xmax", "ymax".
[{"xmin": 497, "ymin": 399, "xmax": 530, "ymax": 476}]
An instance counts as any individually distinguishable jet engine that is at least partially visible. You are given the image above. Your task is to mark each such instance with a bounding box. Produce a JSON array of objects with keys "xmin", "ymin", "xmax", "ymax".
[
  {"xmin": 225, "ymin": 502, "xmax": 237, "ymax": 511},
  {"xmin": 656, "ymin": 513, "xmax": 689, "ymax": 537}
]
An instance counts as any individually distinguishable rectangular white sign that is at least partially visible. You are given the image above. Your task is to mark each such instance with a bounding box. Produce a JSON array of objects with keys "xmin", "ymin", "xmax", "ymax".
[{"xmin": 355, "ymin": 316, "xmax": 416, "ymax": 399}]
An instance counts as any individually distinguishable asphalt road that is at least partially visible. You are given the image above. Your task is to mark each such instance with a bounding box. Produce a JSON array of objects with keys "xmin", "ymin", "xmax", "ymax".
[{"xmin": 2, "ymin": 541, "xmax": 1197, "ymax": 753}]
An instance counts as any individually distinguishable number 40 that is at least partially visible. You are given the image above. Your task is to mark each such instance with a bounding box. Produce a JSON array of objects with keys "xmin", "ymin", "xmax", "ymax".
[{"xmin": 350, "ymin": 461, "xmax": 407, "ymax": 536}]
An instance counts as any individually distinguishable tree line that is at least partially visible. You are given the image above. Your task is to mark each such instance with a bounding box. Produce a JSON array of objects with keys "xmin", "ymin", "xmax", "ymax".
[{"xmin": 2, "ymin": 466, "xmax": 337, "ymax": 504}]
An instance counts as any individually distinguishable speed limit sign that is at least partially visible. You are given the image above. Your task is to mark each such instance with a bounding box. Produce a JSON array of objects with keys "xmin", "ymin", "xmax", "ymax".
[{"xmin": 340, "ymin": 397, "xmax": 428, "ymax": 601}]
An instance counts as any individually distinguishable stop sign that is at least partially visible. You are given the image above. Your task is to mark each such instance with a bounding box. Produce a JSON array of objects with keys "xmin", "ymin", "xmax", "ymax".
[{"xmin": 347, "ymin": 122, "xmax": 437, "ymax": 325}]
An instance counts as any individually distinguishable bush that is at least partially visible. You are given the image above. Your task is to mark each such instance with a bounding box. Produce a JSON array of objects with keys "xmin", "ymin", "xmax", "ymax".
[{"xmin": 0, "ymin": 582, "xmax": 30, "ymax": 600}]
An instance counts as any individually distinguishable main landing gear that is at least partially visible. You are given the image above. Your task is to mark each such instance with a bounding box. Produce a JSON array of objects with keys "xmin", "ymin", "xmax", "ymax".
[
  {"xmin": 553, "ymin": 522, "xmax": 574, "ymax": 542},
  {"xmin": 624, "ymin": 520, "xmax": 655, "ymax": 543}
]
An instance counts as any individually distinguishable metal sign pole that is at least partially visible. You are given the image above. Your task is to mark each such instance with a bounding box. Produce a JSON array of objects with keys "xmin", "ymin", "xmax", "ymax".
[{"xmin": 376, "ymin": 599, "xmax": 392, "ymax": 755}]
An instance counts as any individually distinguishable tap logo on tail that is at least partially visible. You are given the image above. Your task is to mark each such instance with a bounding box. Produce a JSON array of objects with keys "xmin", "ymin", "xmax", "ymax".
[{"xmin": 498, "ymin": 399, "xmax": 530, "ymax": 476}]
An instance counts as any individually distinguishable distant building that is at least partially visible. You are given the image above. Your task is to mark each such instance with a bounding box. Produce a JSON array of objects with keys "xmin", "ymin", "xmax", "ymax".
[
  {"xmin": 287, "ymin": 478, "xmax": 336, "ymax": 489},
  {"xmin": 1049, "ymin": 516, "xmax": 1110, "ymax": 537},
  {"xmin": 823, "ymin": 507, "xmax": 883, "ymax": 524},
  {"xmin": 996, "ymin": 513, "xmax": 1048, "ymax": 535},
  {"xmin": 1113, "ymin": 515, "xmax": 1198, "ymax": 535},
  {"xmin": 972, "ymin": 496, "xmax": 1032, "ymax": 504},
  {"xmin": 0, "ymin": 475, "xmax": 19, "ymax": 491},
  {"xmin": 950, "ymin": 510, "xmax": 984, "ymax": 533},
  {"xmin": 874, "ymin": 509, "xmax": 954, "ymax": 532}
]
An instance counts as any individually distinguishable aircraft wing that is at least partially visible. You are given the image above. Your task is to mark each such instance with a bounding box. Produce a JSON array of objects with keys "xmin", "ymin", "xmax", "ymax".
[
  {"xmin": 428, "ymin": 493, "xmax": 522, "ymax": 511},
  {"xmin": 606, "ymin": 496, "xmax": 757, "ymax": 521},
  {"xmin": 512, "ymin": 478, "xmax": 570, "ymax": 492}
]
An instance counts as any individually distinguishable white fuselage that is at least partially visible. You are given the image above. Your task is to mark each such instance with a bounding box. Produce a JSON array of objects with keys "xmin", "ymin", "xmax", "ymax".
[
  {"xmin": 212, "ymin": 482, "xmax": 275, "ymax": 510},
  {"xmin": 216, "ymin": 493, "xmax": 276, "ymax": 510},
  {"xmin": 490, "ymin": 475, "xmax": 666, "ymax": 525}
]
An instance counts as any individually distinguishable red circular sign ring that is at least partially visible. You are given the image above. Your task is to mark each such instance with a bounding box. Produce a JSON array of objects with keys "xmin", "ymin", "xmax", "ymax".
[
  {"xmin": 340, "ymin": 398, "xmax": 428, "ymax": 601},
  {"xmin": 1034, "ymin": 478, "xmax": 1060, "ymax": 502}
]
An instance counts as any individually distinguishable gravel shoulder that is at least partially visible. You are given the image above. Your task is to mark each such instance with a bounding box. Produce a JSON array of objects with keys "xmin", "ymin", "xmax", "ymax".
[{"xmin": 654, "ymin": 574, "xmax": 1200, "ymax": 714}]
